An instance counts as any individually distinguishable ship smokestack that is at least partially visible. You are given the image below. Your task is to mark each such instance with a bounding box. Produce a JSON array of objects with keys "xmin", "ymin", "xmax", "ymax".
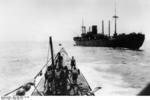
[
  {"xmin": 92, "ymin": 25, "xmax": 97, "ymax": 34},
  {"xmin": 102, "ymin": 20, "xmax": 104, "ymax": 35},
  {"xmin": 81, "ymin": 19, "xmax": 86, "ymax": 34},
  {"xmin": 108, "ymin": 20, "xmax": 110, "ymax": 37},
  {"xmin": 82, "ymin": 26, "xmax": 86, "ymax": 34},
  {"xmin": 89, "ymin": 27, "xmax": 91, "ymax": 32}
]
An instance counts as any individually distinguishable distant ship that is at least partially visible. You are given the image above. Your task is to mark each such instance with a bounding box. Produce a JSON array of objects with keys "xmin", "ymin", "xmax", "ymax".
[{"xmin": 73, "ymin": 7, "xmax": 145, "ymax": 50}]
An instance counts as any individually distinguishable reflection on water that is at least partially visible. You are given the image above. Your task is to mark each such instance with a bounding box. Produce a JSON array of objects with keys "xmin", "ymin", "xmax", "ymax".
[{"xmin": 0, "ymin": 41, "xmax": 150, "ymax": 95}]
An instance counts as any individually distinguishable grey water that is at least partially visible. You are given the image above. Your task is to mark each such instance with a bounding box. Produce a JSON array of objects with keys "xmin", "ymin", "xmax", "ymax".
[{"xmin": 0, "ymin": 40, "xmax": 150, "ymax": 96}]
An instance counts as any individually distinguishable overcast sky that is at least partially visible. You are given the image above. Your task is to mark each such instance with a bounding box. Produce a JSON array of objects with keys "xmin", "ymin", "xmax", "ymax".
[{"xmin": 0, "ymin": 0, "xmax": 150, "ymax": 41}]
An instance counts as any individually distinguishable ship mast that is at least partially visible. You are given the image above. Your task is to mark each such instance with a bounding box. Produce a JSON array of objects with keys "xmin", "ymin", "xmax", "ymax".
[
  {"xmin": 108, "ymin": 20, "xmax": 110, "ymax": 37},
  {"xmin": 113, "ymin": 0, "xmax": 119, "ymax": 37},
  {"xmin": 102, "ymin": 20, "xmax": 104, "ymax": 35},
  {"xmin": 81, "ymin": 18, "xmax": 86, "ymax": 34}
]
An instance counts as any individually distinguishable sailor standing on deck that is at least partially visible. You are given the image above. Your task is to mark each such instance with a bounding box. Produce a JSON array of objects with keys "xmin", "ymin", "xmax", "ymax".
[
  {"xmin": 44, "ymin": 66, "xmax": 54, "ymax": 95},
  {"xmin": 56, "ymin": 52, "xmax": 63, "ymax": 69},
  {"xmin": 60, "ymin": 66, "xmax": 69, "ymax": 95},
  {"xmin": 55, "ymin": 67, "xmax": 61, "ymax": 94},
  {"xmin": 71, "ymin": 66, "xmax": 80, "ymax": 84},
  {"xmin": 71, "ymin": 56, "xmax": 76, "ymax": 70}
]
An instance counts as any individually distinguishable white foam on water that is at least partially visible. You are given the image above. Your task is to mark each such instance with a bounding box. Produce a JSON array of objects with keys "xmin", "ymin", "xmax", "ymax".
[{"xmin": 78, "ymin": 62, "xmax": 138, "ymax": 96}]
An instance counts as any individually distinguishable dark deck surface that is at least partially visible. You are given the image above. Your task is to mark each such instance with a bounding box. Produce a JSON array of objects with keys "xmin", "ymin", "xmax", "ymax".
[{"xmin": 31, "ymin": 51, "xmax": 92, "ymax": 96}]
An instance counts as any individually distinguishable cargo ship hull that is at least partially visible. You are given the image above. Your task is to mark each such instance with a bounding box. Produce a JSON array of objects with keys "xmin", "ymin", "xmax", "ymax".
[{"xmin": 74, "ymin": 33, "xmax": 145, "ymax": 50}]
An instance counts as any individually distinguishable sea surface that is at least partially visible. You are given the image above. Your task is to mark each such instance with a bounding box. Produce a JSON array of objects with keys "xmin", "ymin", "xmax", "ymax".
[{"xmin": 0, "ymin": 40, "xmax": 150, "ymax": 96}]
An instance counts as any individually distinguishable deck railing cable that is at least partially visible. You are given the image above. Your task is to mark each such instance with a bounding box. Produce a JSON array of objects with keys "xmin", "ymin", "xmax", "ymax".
[{"xmin": 32, "ymin": 48, "xmax": 65, "ymax": 95}]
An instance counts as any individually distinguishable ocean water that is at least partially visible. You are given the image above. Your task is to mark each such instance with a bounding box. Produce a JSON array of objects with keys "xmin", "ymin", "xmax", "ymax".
[{"xmin": 0, "ymin": 40, "xmax": 150, "ymax": 96}]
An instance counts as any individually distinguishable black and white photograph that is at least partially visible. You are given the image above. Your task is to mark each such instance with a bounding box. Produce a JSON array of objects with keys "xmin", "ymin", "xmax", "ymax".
[{"xmin": 0, "ymin": 0, "xmax": 150, "ymax": 98}]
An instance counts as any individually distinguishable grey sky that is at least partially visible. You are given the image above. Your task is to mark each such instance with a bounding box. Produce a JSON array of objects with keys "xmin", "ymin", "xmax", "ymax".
[{"xmin": 0, "ymin": 0, "xmax": 149, "ymax": 41}]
